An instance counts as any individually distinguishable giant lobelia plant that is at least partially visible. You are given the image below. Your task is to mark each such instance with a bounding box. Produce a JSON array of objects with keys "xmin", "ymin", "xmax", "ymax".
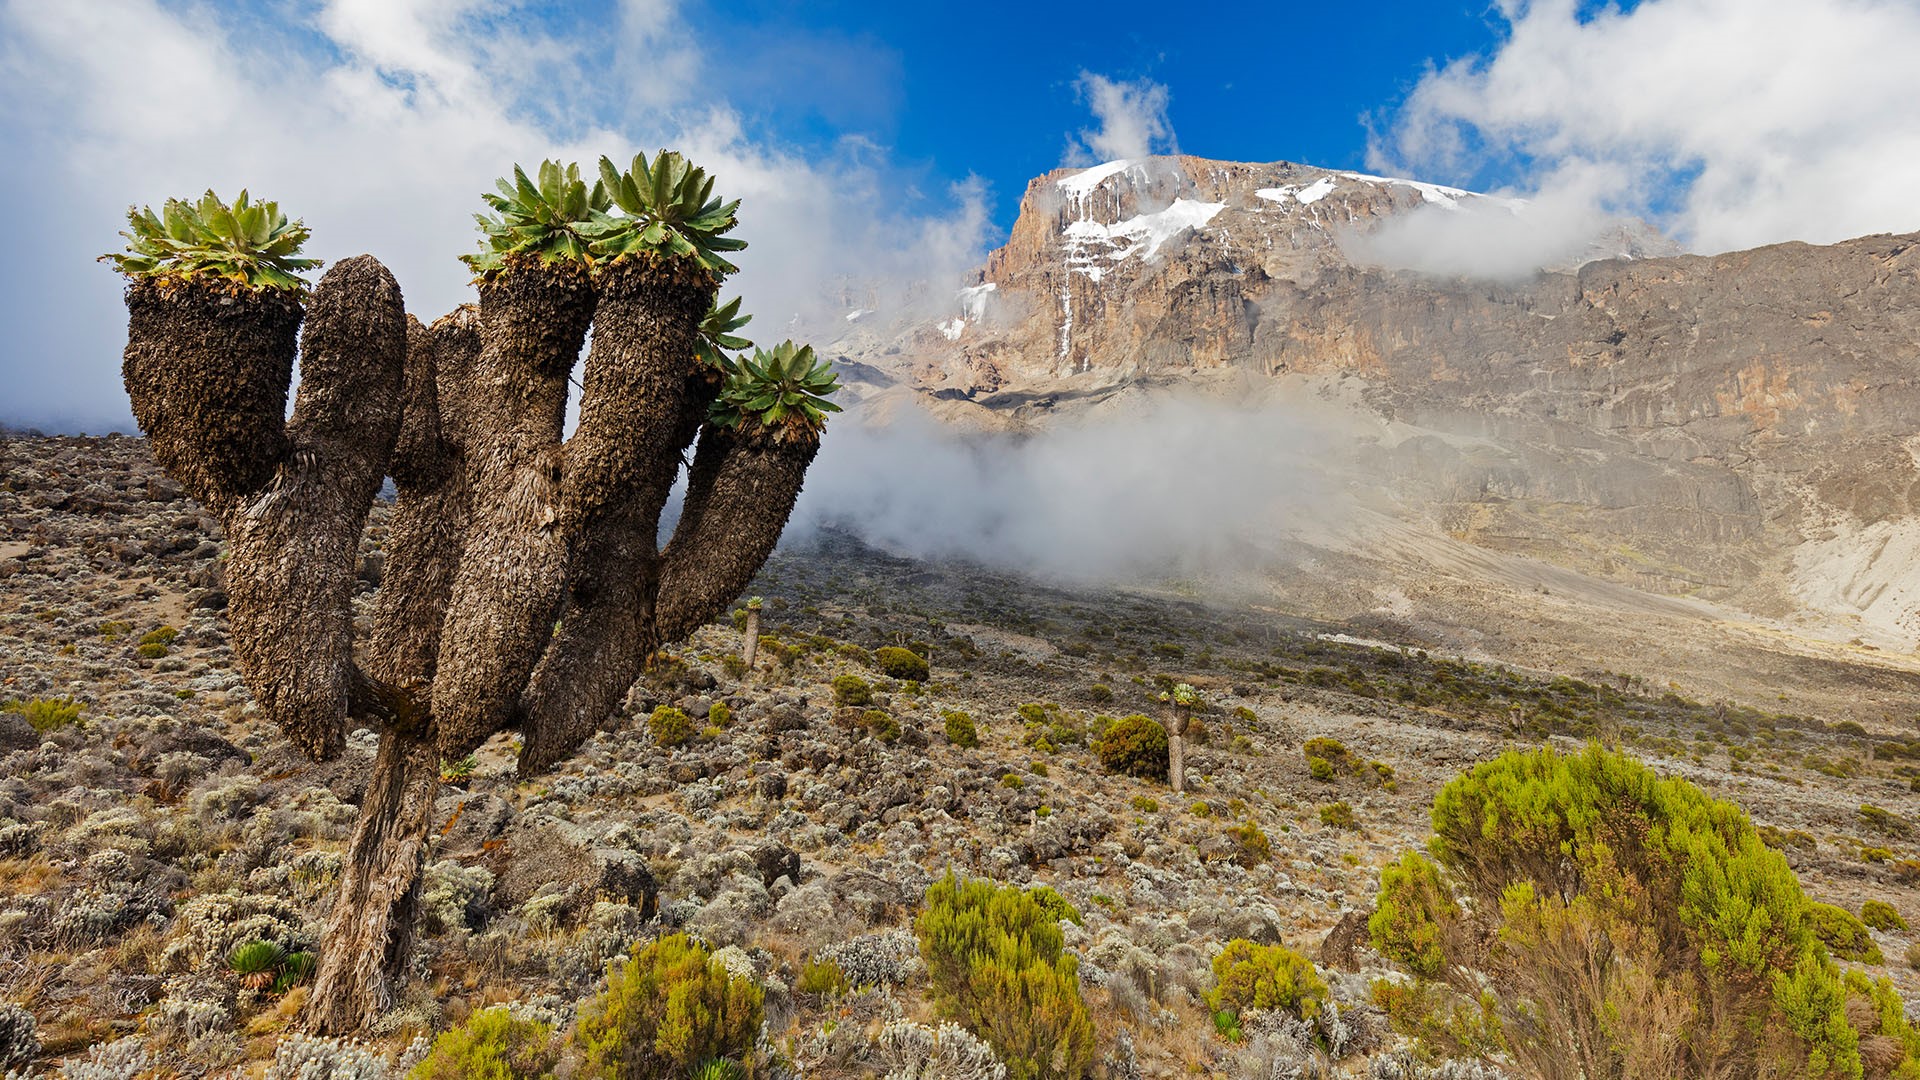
[{"xmin": 105, "ymin": 156, "xmax": 836, "ymax": 1032}]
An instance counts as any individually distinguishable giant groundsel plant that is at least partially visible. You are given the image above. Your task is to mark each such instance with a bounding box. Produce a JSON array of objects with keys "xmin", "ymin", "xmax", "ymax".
[{"xmin": 106, "ymin": 153, "xmax": 838, "ymax": 1033}]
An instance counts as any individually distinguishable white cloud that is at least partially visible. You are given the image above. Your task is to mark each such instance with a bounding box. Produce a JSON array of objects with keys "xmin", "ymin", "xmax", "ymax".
[
  {"xmin": 1371, "ymin": 0, "xmax": 1920, "ymax": 255},
  {"xmin": 1068, "ymin": 72, "xmax": 1177, "ymax": 164},
  {"xmin": 0, "ymin": 0, "xmax": 989, "ymax": 430}
]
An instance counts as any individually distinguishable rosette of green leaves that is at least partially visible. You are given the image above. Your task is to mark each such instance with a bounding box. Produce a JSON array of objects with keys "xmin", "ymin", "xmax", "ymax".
[
  {"xmin": 709, "ymin": 341, "xmax": 842, "ymax": 439},
  {"xmin": 696, "ymin": 296, "xmax": 753, "ymax": 371},
  {"xmin": 460, "ymin": 160, "xmax": 608, "ymax": 278},
  {"xmin": 586, "ymin": 151, "xmax": 746, "ymax": 274},
  {"xmin": 101, "ymin": 190, "xmax": 319, "ymax": 293}
]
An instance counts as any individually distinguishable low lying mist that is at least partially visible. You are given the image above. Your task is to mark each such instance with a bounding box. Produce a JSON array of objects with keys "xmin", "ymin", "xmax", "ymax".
[{"xmin": 783, "ymin": 391, "xmax": 1352, "ymax": 584}]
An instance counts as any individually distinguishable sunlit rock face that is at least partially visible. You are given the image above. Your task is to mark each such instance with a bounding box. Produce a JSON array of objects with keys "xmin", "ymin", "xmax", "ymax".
[{"xmin": 833, "ymin": 154, "xmax": 1920, "ymax": 646}]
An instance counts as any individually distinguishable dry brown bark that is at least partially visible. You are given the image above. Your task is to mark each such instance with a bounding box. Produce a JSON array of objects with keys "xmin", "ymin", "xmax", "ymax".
[{"xmin": 119, "ymin": 244, "xmax": 828, "ymax": 1034}]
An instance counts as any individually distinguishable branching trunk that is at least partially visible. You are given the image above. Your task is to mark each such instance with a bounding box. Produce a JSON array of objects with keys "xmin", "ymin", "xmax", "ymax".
[{"xmin": 306, "ymin": 729, "xmax": 439, "ymax": 1034}]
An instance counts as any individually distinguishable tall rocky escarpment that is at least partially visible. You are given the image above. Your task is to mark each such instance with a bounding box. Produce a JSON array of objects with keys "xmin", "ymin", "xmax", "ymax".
[{"xmin": 856, "ymin": 155, "xmax": 1920, "ymax": 643}]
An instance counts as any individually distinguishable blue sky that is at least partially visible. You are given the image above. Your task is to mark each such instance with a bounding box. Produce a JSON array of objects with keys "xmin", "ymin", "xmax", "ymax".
[
  {"xmin": 5, "ymin": 0, "xmax": 1920, "ymax": 431},
  {"xmin": 680, "ymin": 0, "xmax": 1517, "ymax": 233}
]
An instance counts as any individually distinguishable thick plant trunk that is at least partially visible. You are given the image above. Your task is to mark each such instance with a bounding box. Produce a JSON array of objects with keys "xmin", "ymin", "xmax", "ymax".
[
  {"xmin": 433, "ymin": 263, "xmax": 593, "ymax": 758},
  {"xmin": 517, "ymin": 258, "xmax": 712, "ymax": 773},
  {"xmin": 307, "ymin": 729, "xmax": 439, "ymax": 1034},
  {"xmin": 654, "ymin": 422, "xmax": 817, "ymax": 642},
  {"xmin": 742, "ymin": 607, "xmax": 761, "ymax": 672},
  {"xmin": 1169, "ymin": 705, "xmax": 1188, "ymax": 795}
]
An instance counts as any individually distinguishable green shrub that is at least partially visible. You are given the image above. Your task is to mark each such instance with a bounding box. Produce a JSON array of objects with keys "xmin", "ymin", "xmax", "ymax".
[
  {"xmin": 1861, "ymin": 900, "xmax": 1908, "ymax": 932},
  {"xmin": 136, "ymin": 642, "xmax": 169, "ymax": 659},
  {"xmin": 571, "ymin": 933, "xmax": 762, "ymax": 1080},
  {"xmin": 1090, "ymin": 714, "xmax": 1168, "ymax": 782},
  {"xmin": 1088, "ymin": 684, "xmax": 1113, "ymax": 704},
  {"xmin": 411, "ymin": 1006, "xmax": 557, "ymax": 1080},
  {"xmin": 1206, "ymin": 939, "xmax": 1326, "ymax": 1021},
  {"xmin": 707, "ymin": 701, "xmax": 731, "ymax": 727},
  {"xmin": 795, "ymin": 957, "xmax": 848, "ymax": 996},
  {"xmin": 1373, "ymin": 744, "xmax": 1880, "ymax": 1079},
  {"xmin": 647, "ymin": 706, "xmax": 694, "ymax": 748},
  {"xmin": 862, "ymin": 709, "xmax": 900, "ymax": 743},
  {"xmin": 2, "ymin": 697, "xmax": 81, "ymax": 733},
  {"xmin": 831, "ymin": 674, "xmax": 872, "ymax": 707},
  {"xmin": 1130, "ymin": 796, "xmax": 1159, "ymax": 813},
  {"xmin": 1810, "ymin": 902, "xmax": 1883, "ymax": 964},
  {"xmin": 874, "ymin": 646, "xmax": 929, "ymax": 681},
  {"xmin": 1860, "ymin": 803, "xmax": 1909, "ymax": 837},
  {"xmin": 943, "ymin": 710, "xmax": 980, "ymax": 749},
  {"xmin": 1307, "ymin": 756, "xmax": 1335, "ymax": 783},
  {"xmin": 1189, "ymin": 801, "xmax": 1212, "ymax": 818},
  {"xmin": 1318, "ymin": 802, "xmax": 1357, "ymax": 830},
  {"xmin": 1369, "ymin": 852, "xmax": 1457, "ymax": 979},
  {"xmin": 138, "ymin": 625, "xmax": 178, "ymax": 647},
  {"xmin": 999, "ymin": 773, "xmax": 1024, "ymax": 790},
  {"xmin": 1225, "ymin": 821, "xmax": 1270, "ymax": 867},
  {"xmin": 914, "ymin": 873, "xmax": 1094, "ymax": 1080}
]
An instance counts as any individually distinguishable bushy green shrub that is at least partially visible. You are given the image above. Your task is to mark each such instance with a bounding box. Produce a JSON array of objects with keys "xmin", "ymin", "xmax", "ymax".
[
  {"xmin": 915, "ymin": 873, "xmax": 1094, "ymax": 1080},
  {"xmin": 943, "ymin": 710, "xmax": 980, "ymax": 749},
  {"xmin": 648, "ymin": 706, "xmax": 694, "ymax": 748},
  {"xmin": 1318, "ymin": 801, "xmax": 1357, "ymax": 830},
  {"xmin": 1087, "ymin": 684, "xmax": 1113, "ymax": 704},
  {"xmin": 862, "ymin": 709, "xmax": 900, "ymax": 743},
  {"xmin": 572, "ymin": 933, "xmax": 762, "ymax": 1080},
  {"xmin": 1372, "ymin": 744, "xmax": 1883, "ymax": 1079},
  {"xmin": 1860, "ymin": 803, "xmax": 1909, "ymax": 837},
  {"xmin": 139, "ymin": 625, "xmax": 178, "ymax": 647},
  {"xmin": 1307, "ymin": 757, "xmax": 1335, "ymax": 782},
  {"xmin": 1810, "ymin": 902, "xmax": 1883, "ymax": 964},
  {"xmin": 1206, "ymin": 939, "xmax": 1326, "ymax": 1021},
  {"xmin": 1090, "ymin": 714, "xmax": 1168, "ymax": 782},
  {"xmin": 1369, "ymin": 852, "xmax": 1457, "ymax": 979},
  {"xmin": 411, "ymin": 1006, "xmax": 557, "ymax": 1080},
  {"xmin": 1, "ymin": 696, "xmax": 81, "ymax": 733},
  {"xmin": 795, "ymin": 956, "xmax": 848, "ymax": 996},
  {"xmin": 707, "ymin": 701, "xmax": 731, "ymax": 727},
  {"xmin": 832, "ymin": 674, "xmax": 872, "ymax": 707},
  {"xmin": 1861, "ymin": 900, "xmax": 1908, "ymax": 932},
  {"xmin": 874, "ymin": 646, "xmax": 929, "ymax": 681},
  {"xmin": 1225, "ymin": 821, "xmax": 1270, "ymax": 867}
]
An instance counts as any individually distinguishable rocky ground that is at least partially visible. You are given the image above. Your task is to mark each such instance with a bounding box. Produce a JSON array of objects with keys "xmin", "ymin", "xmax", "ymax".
[{"xmin": 3, "ymin": 433, "xmax": 1920, "ymax": 1078}]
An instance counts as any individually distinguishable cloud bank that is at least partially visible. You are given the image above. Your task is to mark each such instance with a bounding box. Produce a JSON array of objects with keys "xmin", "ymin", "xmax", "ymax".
[
  {"xmin": 788, "ymin": 394, "xmax": 1344, "ymax": 584},
  {"xmin": 0, "ymin": 0, "xmax": 992, "ymax": 431},
  {"xmin": 1371, "ymin": 0, "xmax": 1920, "ymax": 258}
]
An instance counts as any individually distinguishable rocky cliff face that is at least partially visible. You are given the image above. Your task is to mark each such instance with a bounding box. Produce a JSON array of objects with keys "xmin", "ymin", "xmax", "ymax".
[{"xmin": 832, "ymin": 155, "xmax": 1920, "ymax": 648}]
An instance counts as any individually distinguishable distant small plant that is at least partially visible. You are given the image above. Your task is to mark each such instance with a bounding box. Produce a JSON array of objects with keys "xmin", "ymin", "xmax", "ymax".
[
  {"xmin": 1319, "ymin": 801, "xmax": 1357, "ymax": 830},
  {"xmin": 1226, "ymin": 820, "xmax": 1271, "ymax": 867},
  {"xmin": 136, "ymin": 642, "xmax": 170, "ymax": 659},
  {"xmin": 1091, "ymin": 714, "xmax": 1168, "ymax": 782},
  {"xmin": 1810, "ymin": 901, "xmax": 1883, "ymax": 963},
  {"xmin": 1860, "ymin": 803, "xmax": 1909, "ymax": 837},
  {"xmin": 1189, "ymin": 801, "xmax": 1212, "ymax": 818},
  {"xmin": 1088, "ymin": 683, "xmax": 1113, "ymax": 704},
  {"xmin": 707, "ymin": 700, "xmax": 732, "ymax": 727},
  {"xmin": 649, "ymin": 706, "xmax": 694, "ymax": 748},
  {"xmin": 1862, "ymin": 899, "xmax": 1908, "ymax": 932},
  {"xmin": 833, "ymin": 674, "xmax": 873, "ymax": 707},
  {"xmin": 796, "ymin": 956, "xmax": 849, "ymax": 997},
  {"xmin": 999, "ymin": 773, "xmax": 1025, "ymax": 790},
  {"xmin": 411, "ymin": 1005, "xmax": 557, "ymax": 1080},
  {"xmin": 2, "ymin": 696, "xmax": 81, "ymax": 733},
  {"xmin": 943, "ymin": 709, "xmax": 980, "ymax": 749},
  {"xmin": 439, "ymin": 755, "xmax": 477, "ymax": 783},
  {"xmin": 1130, "ymin": 795, "xmax": 1159, "ymax": 813},
  {"xmin": 863, "ymin": 709, "xmax": 901, "ymax": 743},
  {"xmin": 874, "ymin": 646, "xmax": 930, "ymax": 681},
  {"xmin": 227, "ymin": 939, "xmax": 314, "ymax": 994},
  {"xmin": 139, "ymin": 625, "xmax": 179, "ymax": 647}
]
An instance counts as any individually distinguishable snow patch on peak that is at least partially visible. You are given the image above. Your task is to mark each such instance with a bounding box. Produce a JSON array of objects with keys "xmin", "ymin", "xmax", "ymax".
[
  {"xmin": 937, "ymin": 318, "xmax": 965, "ymax": 341},
  {"xmin": 1340, "ymin": 171, "xmax": 1522, "ymax": 212},
  {"xmin": 958, "ymin": 283, "xmax": 996, "ymax": 321},
  {"xmin": 1058, "ymin": 160, "xmax": 1133, "ymax": 201},
  {"xmin": 1063, "ymin": 198, "xmax": 1227, "ymax": 276}
]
